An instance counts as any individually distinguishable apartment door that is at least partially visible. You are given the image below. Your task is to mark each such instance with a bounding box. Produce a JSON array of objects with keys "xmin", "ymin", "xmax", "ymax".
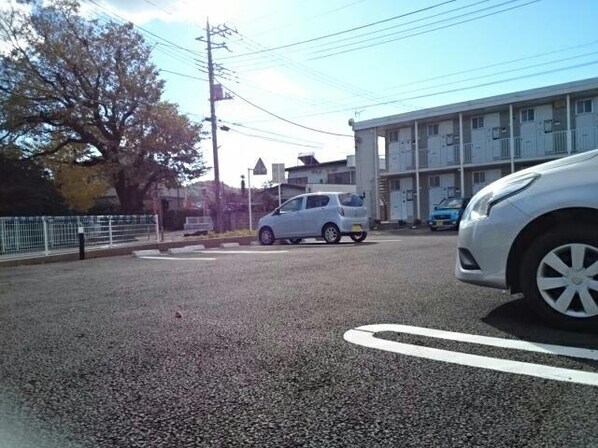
[
  {"xmin": 471, "ymin": 113, "xmax": 499, "ymax": 163},
  {"xmin": 574, "ymin": 98, "xmax": 597, "ymax": 152},
  {"xmin": 519, "ymin": 104, "xmax": 553, "ymax": 158},
  {"xmin": 389, "ymin": 177, "xmax": 414, "ymax": 221},
  {"xmin": 428, "ymin": 173, "xmax": 455, "ymax": 214},
  {"xmin": 398, "ymin": 127, "xmax": 414, "ymax": 171}
]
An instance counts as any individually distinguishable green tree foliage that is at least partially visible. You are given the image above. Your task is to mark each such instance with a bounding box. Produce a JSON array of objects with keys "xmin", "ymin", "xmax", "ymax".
[
  {"xmin": 0, "ymin": 0, "xmax": 208, "ymax": 213},
  {"xmin": 0, "ymin": 152, "xmax": 69, "ymax": 216}
]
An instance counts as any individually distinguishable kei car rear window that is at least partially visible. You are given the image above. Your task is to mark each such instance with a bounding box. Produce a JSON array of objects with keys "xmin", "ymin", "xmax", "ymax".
[{"xmin": 338, "ymin": 194, "xmax": 363, "ymax": 207}]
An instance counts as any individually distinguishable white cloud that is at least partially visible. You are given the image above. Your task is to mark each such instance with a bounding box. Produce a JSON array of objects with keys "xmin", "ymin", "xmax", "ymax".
[
  {"xmin": 83, "ymin": 0, "xmax": 241, "ymax": 25},
  {"xmin": 247, "ymin": 69, "xmax": 307, "ymax": 98}
]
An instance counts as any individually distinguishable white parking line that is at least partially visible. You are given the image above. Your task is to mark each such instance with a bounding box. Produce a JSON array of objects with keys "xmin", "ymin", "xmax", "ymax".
[
  {"xmin": 344, "ymin": 324, "xmax": 598, "ymax": 386},
  {"xmin": 369, "ymin": 239, "xmax": 403, "ymax": 243},
  {"xmin": 198, "ymin": 250, "xmax": 288, "ymax": 254},
  {"xmin": 138, "ymin": 256, "xmax": 216, "ymax": 261}
]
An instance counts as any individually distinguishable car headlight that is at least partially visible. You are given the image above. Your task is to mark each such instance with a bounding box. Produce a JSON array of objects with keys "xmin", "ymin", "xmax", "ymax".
[{"xmin": 463, "ymin": 172, "xmax": 540, "ymax": 221}]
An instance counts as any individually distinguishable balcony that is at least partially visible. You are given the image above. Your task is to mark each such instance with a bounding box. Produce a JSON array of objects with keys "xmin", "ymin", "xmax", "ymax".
[
  {"xmin": 385, "ymin": 129, "xmax": 597, "ymax": 174},
  {"xmin": 572, "ymin": 127, "xmax": 598, "ymax": 153}
]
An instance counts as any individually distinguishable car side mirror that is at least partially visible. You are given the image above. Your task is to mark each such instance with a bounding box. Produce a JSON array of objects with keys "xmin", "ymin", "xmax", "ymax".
[{"xmin": 273, "ymin": 208, "xmax": 281, "ymax": 215}]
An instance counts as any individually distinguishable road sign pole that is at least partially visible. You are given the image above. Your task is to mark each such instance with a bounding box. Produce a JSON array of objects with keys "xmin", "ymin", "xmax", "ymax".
[
  {"xmin": 278, "ymin": 183, "xmax": 281, "ymax": 207},
  {"xmin": 248, "ymin": 168, "xmax": 253, "ymax": 232}
]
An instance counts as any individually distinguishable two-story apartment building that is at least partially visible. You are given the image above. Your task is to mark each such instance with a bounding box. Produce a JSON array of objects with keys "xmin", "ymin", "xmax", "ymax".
[{"xmin": 352, "ymin": 77, "xmax": 598, "ymax": 222}]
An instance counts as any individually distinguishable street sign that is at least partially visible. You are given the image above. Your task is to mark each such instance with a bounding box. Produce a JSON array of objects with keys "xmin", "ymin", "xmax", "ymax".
[
  {"xmin": 272, "ymin": 163, "xmax": 285, "ymax": 183},
  {"xmin": 253, "ymin": 158, "xmax": 267, "ymax": 175}
]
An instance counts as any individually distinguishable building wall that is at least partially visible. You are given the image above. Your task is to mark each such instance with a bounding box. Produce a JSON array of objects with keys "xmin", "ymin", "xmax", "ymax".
[
  {"xmin": 355, "ymin": 80, "xmax": 598, "ymax": 222},
  {"xmin": 355, "ymin": 128, "xmax": 379, "ymax": 220}
]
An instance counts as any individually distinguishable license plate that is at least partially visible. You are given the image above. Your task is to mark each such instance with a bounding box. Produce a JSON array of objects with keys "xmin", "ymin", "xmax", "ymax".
[
  {"xmin": 435, "ymin": 220, "xmax": 444, "ymax": 226},
  {"xmin": 351, "ymin": 225, "xmax": 362, "ymax": 232}
]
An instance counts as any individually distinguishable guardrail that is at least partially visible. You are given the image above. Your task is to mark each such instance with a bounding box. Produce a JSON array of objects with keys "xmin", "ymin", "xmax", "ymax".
[{"xmin": 0, "ymin": 215, "xmax": 159, "ymax": 259}]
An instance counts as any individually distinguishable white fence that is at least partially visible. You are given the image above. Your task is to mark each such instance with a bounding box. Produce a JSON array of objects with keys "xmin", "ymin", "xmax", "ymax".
[{"xmin": 0, "ymin": 215, "xmax": 159, "ymax": 259}]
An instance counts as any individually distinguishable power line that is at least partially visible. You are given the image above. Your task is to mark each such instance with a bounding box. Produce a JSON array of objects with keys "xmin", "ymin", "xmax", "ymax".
[
  {"xmin": 357, "ymin": 50, "xmax": 598, "ymax": 104},
  {"xmin": 339, "ymin": 60, "xmax": 598, "ymax": 111},
  {"xmin": 159, "ymin": 69, "xmax": 208, "ymax": 82},
  {"xmin": 250, "ymin": 0, "xmax": 367, "ymax": 38},
  {"xmin": 227, "ymin": 128, "xmax": 323, "ymax": 149},
  {"xmin": 228, "ymin": 0, "xmax": 493, "ymax": 67},
  {"xmin": 219, "ymin": 81, "xmax": 353, "ymax": 137},
  {"xmin": 308, "ymin": 0, "xmax": 542, "ymax": 60},
  {"xmin": 242, "ymin": 59, "xmax": 598, "ymax": 124},
  {"xmin": 85, "ymin": 0, "xmax": 206, "ymax": 62},
  {"xmin": 219, "ymin": 120, "xmax": 323, "ymax": 146},
  {"xmin": 220, "ymin": 0, "xmax": 456, "ymax": 60}
]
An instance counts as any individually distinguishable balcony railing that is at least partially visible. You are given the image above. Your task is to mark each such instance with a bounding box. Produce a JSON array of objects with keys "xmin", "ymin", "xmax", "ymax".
[
  {"xmin": 386, "ymin": 128, "xmax": 597, "ymax": 174},
  {"xmin": 572, "ymin": 127, "xmax": 598, "ymax": 153}
]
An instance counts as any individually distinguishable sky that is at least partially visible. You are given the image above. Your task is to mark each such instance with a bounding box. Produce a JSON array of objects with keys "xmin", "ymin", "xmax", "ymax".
[{"xmin": 78, "ymin": 0, "xmax": 598, "ymax": 187}]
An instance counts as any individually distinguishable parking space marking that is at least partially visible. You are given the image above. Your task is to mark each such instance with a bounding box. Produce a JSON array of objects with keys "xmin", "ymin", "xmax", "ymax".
[
  {"xmin": 198, "ymin": 250, "xmax": 288, "ymax": 254},
  {"xmin": 344, "ymin": 324, "xmax": 598, "ymax": 386},
  {"xmin": 138, "ymin": 256, "xmax": 217, "ymax": 261}
]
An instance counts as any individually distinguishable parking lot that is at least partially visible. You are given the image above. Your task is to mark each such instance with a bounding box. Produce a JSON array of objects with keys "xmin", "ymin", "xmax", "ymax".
[{"xmin": 1, "ymin": 234, "xmax": 597, "ymax": 447}]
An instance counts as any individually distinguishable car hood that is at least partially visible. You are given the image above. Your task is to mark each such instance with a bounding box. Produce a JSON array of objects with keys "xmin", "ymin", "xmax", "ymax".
[
  {"xmin": 498, "ymin": 149, "xmax": 598, "ymax": 184},
  {"xmin": 429, "ymin": 208, "xmax": 460, "ymax": 219}
]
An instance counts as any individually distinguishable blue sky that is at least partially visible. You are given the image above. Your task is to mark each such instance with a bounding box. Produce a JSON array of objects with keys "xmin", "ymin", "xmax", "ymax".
[{"xmin": 84, "ymin": 0, "xmax": 598, "ymax": 187}]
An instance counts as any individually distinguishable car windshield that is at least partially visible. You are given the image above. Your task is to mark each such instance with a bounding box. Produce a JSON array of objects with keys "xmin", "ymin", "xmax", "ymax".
[
  {"xmin": 436, "ymin": 198, "xmax": 463, "ymax": 209},
  {"xmin": 338, "ymin": 193, "xmax": 363, "ymax": 207}
]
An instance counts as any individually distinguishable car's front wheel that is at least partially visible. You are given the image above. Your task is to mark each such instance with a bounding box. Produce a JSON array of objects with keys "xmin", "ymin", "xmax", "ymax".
[
  {"xmin": 322, "ymin": 223, "xmax": 341, "ymax": 244},
  {"xmin": 350, "ymin": 232, "xmax": 367, "ymax": 243},
  {"xmin": 520, "ymin": 224, "xmax": 598, "ymax": 331},
  {"xmin": 259, "ymin": 227, "xmax": 275, "ymax": 246}
]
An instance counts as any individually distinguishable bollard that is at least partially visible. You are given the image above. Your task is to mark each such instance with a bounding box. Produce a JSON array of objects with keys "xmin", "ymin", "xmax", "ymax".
[{"xmin": 78, "ymin": 226, "xmax": 85, "ymax": 260}]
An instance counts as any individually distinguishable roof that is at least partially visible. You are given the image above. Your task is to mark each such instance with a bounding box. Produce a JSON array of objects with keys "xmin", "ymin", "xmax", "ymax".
[
  {"xmin": 286, "ymin": 159, "xmax": 350, "ymax": 172},
  {"xmin": 353, "ymin": 76, "xmax": 598, "ymax": 131}
]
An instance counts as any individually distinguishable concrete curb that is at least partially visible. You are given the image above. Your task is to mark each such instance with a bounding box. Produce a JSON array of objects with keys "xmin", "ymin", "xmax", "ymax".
[
  {"xmin": 132, "ymin": 249, "xmax": 161, "ymax": 257},
  {"xmin": 220, "ymin": 242, "xmax": 240, "ymax": 248},
  {"xmin": 1, "ymin": 235, "xmax": 257, "ymax": 267}
]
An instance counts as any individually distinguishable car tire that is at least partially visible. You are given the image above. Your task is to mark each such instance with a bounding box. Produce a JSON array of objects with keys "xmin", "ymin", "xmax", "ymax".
[
  {"xmin": 289, "ymin": 238, "xmax": 302, "ymax": 245},
  {"xmin": 519, "ymin": 224, "xmax": 598, "ymax": 331},
  {"xmin": 322, "ymin": 223, "xmax": 341, "ymax": 244},
  {"xmin": 349, "ymin": 232, "xmax": 367, "ymax": 243},
  {"xmin": 259, "ymin": 227, "xmax": 275, "ymax": 246}
]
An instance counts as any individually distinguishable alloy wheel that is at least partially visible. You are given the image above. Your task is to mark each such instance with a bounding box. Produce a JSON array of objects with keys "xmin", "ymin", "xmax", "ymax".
[{"xmin": 536, "ymin": 243, "xmax": 598, "ymax": 318}]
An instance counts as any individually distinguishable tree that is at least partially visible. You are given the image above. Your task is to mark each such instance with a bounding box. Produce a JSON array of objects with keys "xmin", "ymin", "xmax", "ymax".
[
  {"xmin": 0, "ymin": 152, "xmax": 69, "ymax": 216},
  {"xmin": 0, "ymin": 0, "xmax": 208, "ymax": 213},
  {"xmin": 43, "ymin": 144, "xmax": 109, "ymax": 211}
]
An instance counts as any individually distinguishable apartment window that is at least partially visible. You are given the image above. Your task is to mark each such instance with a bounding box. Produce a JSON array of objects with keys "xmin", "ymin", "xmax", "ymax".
[
  {"xmin": 576, "ymin": 99, "xmax": 593, "ymax": 114},
  {"xmin": 427, "ymin": 124, "xmax": 439, "ymax": 136},
  {"xmin": 521, "ymin": 108, "xmax": 535, "ymax": 122},
  {"xmin": 429, "ymin": 175, "xmax": 440, "ymax": 188},
  {"xmin": 388, "ymin": 130, "xmax": 399, "ymax": 142},
  {"xmin": 327, "ymin": 171, "xmax": 352, "ymax": 185},
  {"xmin": 472, "ymin": 116, "xmax": 484, "ymax": 129},
  {"xmin": 473, "ymin": 171, "xmax": 486, "ymax": 184}
]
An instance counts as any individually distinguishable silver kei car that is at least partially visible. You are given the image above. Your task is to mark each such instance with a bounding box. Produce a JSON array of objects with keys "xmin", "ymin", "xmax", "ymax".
[
  {"xmin": 456, "ymin": 149, "xmax": 598, "ymax": 331},
  {"xmin": 257, "ymin": 192, "xmax": 369, "ymax": 245}
]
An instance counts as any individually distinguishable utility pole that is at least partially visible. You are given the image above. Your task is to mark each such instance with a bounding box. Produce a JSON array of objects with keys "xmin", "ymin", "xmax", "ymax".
[
  {"xmin": 198, "ymin": 19, "xmax": 234, "ymax": 234},
  {"xmin": 205, "ymin": 18, "xmax": 222, "ymax": 233}
]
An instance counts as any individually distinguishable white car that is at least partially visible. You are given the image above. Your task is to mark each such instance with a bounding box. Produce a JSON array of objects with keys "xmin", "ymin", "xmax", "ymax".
[
  {"xmin": 456, "ymin": 149, "xmax": 598, "ymax": 331},
  {"xmin": 257, "ymin": 192, "xmax": 369, "ymax": 245}
]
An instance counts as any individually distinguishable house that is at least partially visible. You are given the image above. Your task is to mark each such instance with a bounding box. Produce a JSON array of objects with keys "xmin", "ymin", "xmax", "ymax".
[
  {"xmin": 352, "ymin": 77, "xmax": 598, "ymax": 223},
  {"xmin": 286, "ymin": 152, "xmax": 357, "ymax": 194}
]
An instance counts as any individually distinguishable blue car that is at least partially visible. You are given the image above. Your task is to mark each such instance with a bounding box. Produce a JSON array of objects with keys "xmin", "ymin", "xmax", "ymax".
[{"xmin": 427, "ymin": 197, "xmax": 470, "ymax": 231}]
